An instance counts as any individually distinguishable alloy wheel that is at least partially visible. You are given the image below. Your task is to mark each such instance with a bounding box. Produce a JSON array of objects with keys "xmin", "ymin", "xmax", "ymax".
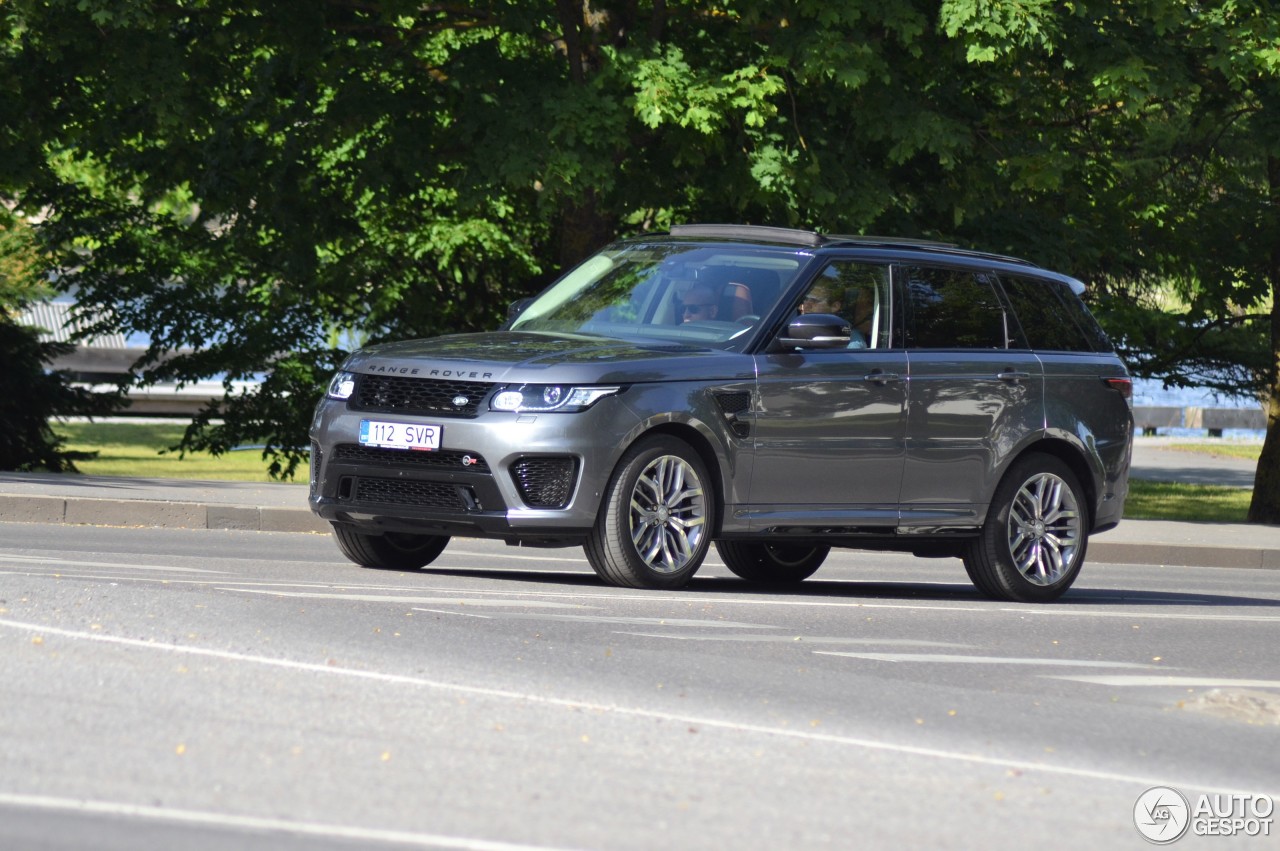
[
  {"xmin": 628, "ymin": 454, "xmax": 708, "ymax": 574},
  {"xmin": 1006, "ymin": 472, "xmax": 1081, "ymax": 586}
]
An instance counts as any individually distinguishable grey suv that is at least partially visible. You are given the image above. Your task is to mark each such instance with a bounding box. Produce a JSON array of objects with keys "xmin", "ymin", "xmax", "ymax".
[{"xmin": 310, "ymin": 224, "xmax": 1133, "ymax": 602}]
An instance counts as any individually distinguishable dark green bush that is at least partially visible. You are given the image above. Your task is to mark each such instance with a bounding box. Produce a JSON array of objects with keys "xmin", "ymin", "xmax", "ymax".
[{"xmin": 0, "ymin": 318, "xmax": 118, "ymax": 472}]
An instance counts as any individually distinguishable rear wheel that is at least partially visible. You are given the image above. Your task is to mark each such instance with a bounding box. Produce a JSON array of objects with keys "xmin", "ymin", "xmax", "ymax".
[
  {"xmin": 963, "ymin": 454, "xmax": 1088, "ymax": 602},
  {"xmin": 716, "ymin": 541, "xmax": 829, "ymax": 583},
  {"xmin": 331, "ymin": 523, "xmax": 449, "ymax": 570},
  {"xmin": 584, "ymin": 436, "xmax": 714, "ymax": 589}
]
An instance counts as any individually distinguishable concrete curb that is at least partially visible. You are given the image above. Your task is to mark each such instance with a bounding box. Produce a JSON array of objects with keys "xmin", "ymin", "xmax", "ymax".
[
  {"xmin": 1089, "ymin": 541, "xmax": 1280, "ymax": 570},
  {"xmin": 0, "ymin": 494, "xmax": 330, "ymax": 535}
]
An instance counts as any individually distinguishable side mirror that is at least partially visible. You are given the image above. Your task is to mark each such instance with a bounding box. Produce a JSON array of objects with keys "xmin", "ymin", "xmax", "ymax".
[
  {"xmin": 501, "ymin": 297, "xmax": 535, "ymax": 329},
  {"xmin": 776, "ymin": 314, "xmax": 853, "ymax": 350}
]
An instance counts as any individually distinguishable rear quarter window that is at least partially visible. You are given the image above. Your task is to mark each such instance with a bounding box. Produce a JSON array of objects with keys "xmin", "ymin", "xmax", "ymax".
[{"xmin": 999, "ymin": 275, "xmax": 1114, "ymax": 353}]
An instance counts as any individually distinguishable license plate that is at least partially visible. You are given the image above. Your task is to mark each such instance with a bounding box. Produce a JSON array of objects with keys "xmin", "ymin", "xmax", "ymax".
[{"xmin": 358, "ymin": 420, "xmax": 442, "ymax": 451}]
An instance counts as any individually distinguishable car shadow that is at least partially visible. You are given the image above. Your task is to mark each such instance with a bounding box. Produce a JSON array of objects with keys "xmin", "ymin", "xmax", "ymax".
[{"xmin": 414, "ymin": 566, "xmax": 1280, "ymax": 609}]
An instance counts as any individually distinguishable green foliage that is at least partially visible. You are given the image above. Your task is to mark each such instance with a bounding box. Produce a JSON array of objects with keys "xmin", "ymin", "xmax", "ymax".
[
  {"xmin": 0, "ymin": 321, "xmax": 118, "ymax": 471},
  {"xmin": 0, "ymin": 213, "xmax": 120, "ymax": 471},
  {"xmin": 939, "ymin": 0, "xmax": 1060, "ymax": 62},
  {"xmin": 0, "ymin": 215, "xmax": 48, "ymax": 307}
]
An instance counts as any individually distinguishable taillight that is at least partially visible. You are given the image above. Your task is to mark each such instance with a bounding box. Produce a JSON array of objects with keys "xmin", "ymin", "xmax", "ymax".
[{"xmin": 1103, "ymin": 377, "xmax": 1132, "ymax": 400}]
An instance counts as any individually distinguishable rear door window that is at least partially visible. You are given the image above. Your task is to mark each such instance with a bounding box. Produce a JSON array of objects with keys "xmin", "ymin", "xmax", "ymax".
[{"xmin": 902, "ymin": 266, "xmax": 1016, "ymax": 349}]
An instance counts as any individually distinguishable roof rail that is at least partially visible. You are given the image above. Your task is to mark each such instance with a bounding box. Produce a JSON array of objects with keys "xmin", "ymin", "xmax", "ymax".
[
  {"xmin": 828, "ymin": 236, "xmax": 1039, "ymax": 267},
  {"xmin": 665, "ymin": 224, "xmax": 1039, "ymax": 268},
  {"xmin": 668, "ymin": 224, "xmax": 823, "ymax": 247},
  {"xmin": 668, "ymin": 224, "xmax": 956, "ymax": 251}
]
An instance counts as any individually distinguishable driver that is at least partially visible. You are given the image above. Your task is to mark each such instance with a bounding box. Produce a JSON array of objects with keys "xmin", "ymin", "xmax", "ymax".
[{"xmin": 680, "ymin": 284, "xmax": 720, "ymax": 323}]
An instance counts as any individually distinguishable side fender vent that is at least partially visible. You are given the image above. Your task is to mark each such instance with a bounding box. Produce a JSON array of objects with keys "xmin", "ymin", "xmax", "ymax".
[{"xmin": 713, "ymin": 392, "xmax": 753, "ymax": 439}]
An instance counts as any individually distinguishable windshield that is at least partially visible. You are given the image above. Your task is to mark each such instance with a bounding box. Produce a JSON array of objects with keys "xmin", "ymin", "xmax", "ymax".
[{"xmin": 509, "ymin": 241, "xmax": 805, "ymax": 348}]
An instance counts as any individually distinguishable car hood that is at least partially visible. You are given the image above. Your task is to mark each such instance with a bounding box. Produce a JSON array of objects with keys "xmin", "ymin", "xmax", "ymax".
[{"xmin": 343, "ymin": 331, "xmax": 754, "ymax": 384}]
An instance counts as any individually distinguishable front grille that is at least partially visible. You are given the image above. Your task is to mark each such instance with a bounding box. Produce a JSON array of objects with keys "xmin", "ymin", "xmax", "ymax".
[
  {"xmin": 309, "ymin": 441, "xmax": 322, "ymax": 488},
  {"xmin": 352, "ymin": 374, "xmax": 493, "ymax": 418},
  {"xmin": 351, "ymin": 477, "xmax": 476, "ymax": 511},
  {"xmin": 333, "ymin": 443, "xmax": 490, "ymax": 473},
  {"xmin": 511, "ymin": 456, "xmax": 578, "ymax": 509}
]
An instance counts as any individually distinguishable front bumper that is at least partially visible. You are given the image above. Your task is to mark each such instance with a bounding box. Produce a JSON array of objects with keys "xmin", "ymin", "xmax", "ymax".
[{"xmin": 308, "ymin": 396, "xmax": 640, "ymax": 541}]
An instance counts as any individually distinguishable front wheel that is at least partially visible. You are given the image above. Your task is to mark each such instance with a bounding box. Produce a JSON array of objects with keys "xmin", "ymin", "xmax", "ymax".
[
  {"xmin": 331, "ymin": 523, "xmax": 449, "ymax": 570},
  {"xmin": 716, "ymin": 541, "xmax": 829, "ymax": 583},
  {"xmin": 963, "ymin": 454, "xmax": 1089, "ymax": 602},
  {"xmin": 584, "ymin": 436, "xmax": 715, "ymax": 589}
]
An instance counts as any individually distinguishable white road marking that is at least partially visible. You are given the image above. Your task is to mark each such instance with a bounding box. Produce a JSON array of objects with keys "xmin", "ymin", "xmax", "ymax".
[
  {"xmin": 1, "ymin": 616, "xmax": 1273, "ymax": 798},
  {"xmin": 1081, "ymin": 594, "xmax": 1215, "ymax": 604},
  {"xmin": 815, "ymin": 652, "xmax": 1160, "ymax": 668},
  {"xmin": 416, "ymin": 608, "xmax": 494, "ymax": 619},
  {"xmin": 419, "ymin": 612, "xmax": 780, "ymax": 629},
  {"xmin": 0, "ymin": 555, "xmax": 227, "ymax": 574},
  {"xmin": 619, "ymin": 633, "xmax": 970, "ymax": 647},
  {"xmin": 1047, "ymin": 675, "xmax": 1280, "ymax": 689},
  {"xmin": 1014, "ymin": 608, "xmax": 1280, "ymax": 623},
  {"xmin": 220, "ymin": 588, "xmax": 593, "ymax": 609},
  {"xmin": 0, "ymin": 792, "xmax": 572, "ymax": 850}
]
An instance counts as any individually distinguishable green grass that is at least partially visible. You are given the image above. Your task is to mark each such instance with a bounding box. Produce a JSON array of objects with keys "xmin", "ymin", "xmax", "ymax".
[
  {"xmin": 1124, "ymin": 441, "xmax": 1258, "ymax": 521},
  {"xmin": 53, "ymin": 420, "xmax": 305, "ymax": 483},
  {"xmin": 1162, "ymin": 442, "xmax": 1262, "ymax": 461},
  {"xmin": 1124, "ymin": 479, "xmax": 1250, "ymax": 522}
]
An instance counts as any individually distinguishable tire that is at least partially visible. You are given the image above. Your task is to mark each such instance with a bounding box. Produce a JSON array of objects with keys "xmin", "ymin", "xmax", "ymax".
[
  {"xmin": 584, "ymin": 435, "xmax": 714, "ymax": 589},
  {"xmin": 331, "ymin": 523, "xmax": 449, "ymax": 570},
  {"xmin": 963, "ymin": 454, "xmax": 1089, "ymax": 602},
  {"xmin": 716, "ymin": 541, "xmax": 829, "ymax": 583}
]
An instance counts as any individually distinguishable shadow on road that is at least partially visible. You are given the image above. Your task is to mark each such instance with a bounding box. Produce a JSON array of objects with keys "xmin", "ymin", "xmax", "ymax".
[{"xmin": 411, "ymin": 566, "xmax": 1280, "ymax": 609}]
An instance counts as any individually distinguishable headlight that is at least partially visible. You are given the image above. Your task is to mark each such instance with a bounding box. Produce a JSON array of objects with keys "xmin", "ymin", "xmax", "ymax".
[
  {"xmin": 490, "ymin": 384, "xmax": 621, "ymax": 413},
  {"xmin": 326, "ymin": 371, "xmax": 356, "ymax": 400}
]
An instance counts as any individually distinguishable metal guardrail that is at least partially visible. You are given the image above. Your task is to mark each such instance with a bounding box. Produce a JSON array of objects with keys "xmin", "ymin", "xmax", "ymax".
[
  {"xmin": 76, "ymin": 382, "xmax": 242, "ymax": 417},
  {"xmin": 1133, "ymin": 406, "xmax": 1266, "ymax": 436}
]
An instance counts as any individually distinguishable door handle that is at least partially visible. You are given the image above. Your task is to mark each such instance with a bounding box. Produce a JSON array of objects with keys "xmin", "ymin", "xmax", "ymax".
[
  {"xmin": 863, "ymin": 371, "xmax": 901, "ymax": 385},
  {"xmin": 997, "ymin": 370, "xmax": 1031, "ymax": 383}
]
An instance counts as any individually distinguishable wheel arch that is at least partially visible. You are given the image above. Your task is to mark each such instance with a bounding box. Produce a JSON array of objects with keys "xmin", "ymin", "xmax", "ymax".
[
  {"xmin": 1007, "ymin": 437, "xmax": 1099, "ymax": 528},
  {"xmin": 624, "ymin": 421, "xmax": 728, "ymax": 537}
]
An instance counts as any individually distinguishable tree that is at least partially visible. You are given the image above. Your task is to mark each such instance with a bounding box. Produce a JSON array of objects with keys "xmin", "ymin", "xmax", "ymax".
[
  {"xmin": 0, "ymin": 214, "xmax": 118, "ymax": 471},
  {"xmin": 5, "ymin": 0, "xmax": 1280, "ymax": 518},
  {"xmin": 941, "ymin": 1, "xmax": 1280, "ymax": 518},
  {"xmin": 1, "ymin": 0, "xmax": 1001, "ymax": 478}
]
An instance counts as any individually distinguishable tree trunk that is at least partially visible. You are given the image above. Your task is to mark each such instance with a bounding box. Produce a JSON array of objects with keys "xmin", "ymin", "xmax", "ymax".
[
  {"xmin": 557, "ymin": 190, "xmax": 614, "ymax": 269},
  {"xmin": 550, "ymin": 2, "xmax": 622, "ymax": 270},
  {"xmin": 1247, "ymin": 154, "xmax": 1280, "ymax": 524}
]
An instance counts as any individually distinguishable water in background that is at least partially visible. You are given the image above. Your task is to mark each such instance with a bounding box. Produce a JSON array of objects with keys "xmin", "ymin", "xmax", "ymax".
[{"xmin": 1132, "ymin": 378, "xmax": 1265, "ymax": 441}]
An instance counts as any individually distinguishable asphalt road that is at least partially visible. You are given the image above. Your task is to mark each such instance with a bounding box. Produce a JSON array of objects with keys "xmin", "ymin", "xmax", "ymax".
[{"xmin": 1, "ymin": 523, "xmax": 1278, "ymax": 850}]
